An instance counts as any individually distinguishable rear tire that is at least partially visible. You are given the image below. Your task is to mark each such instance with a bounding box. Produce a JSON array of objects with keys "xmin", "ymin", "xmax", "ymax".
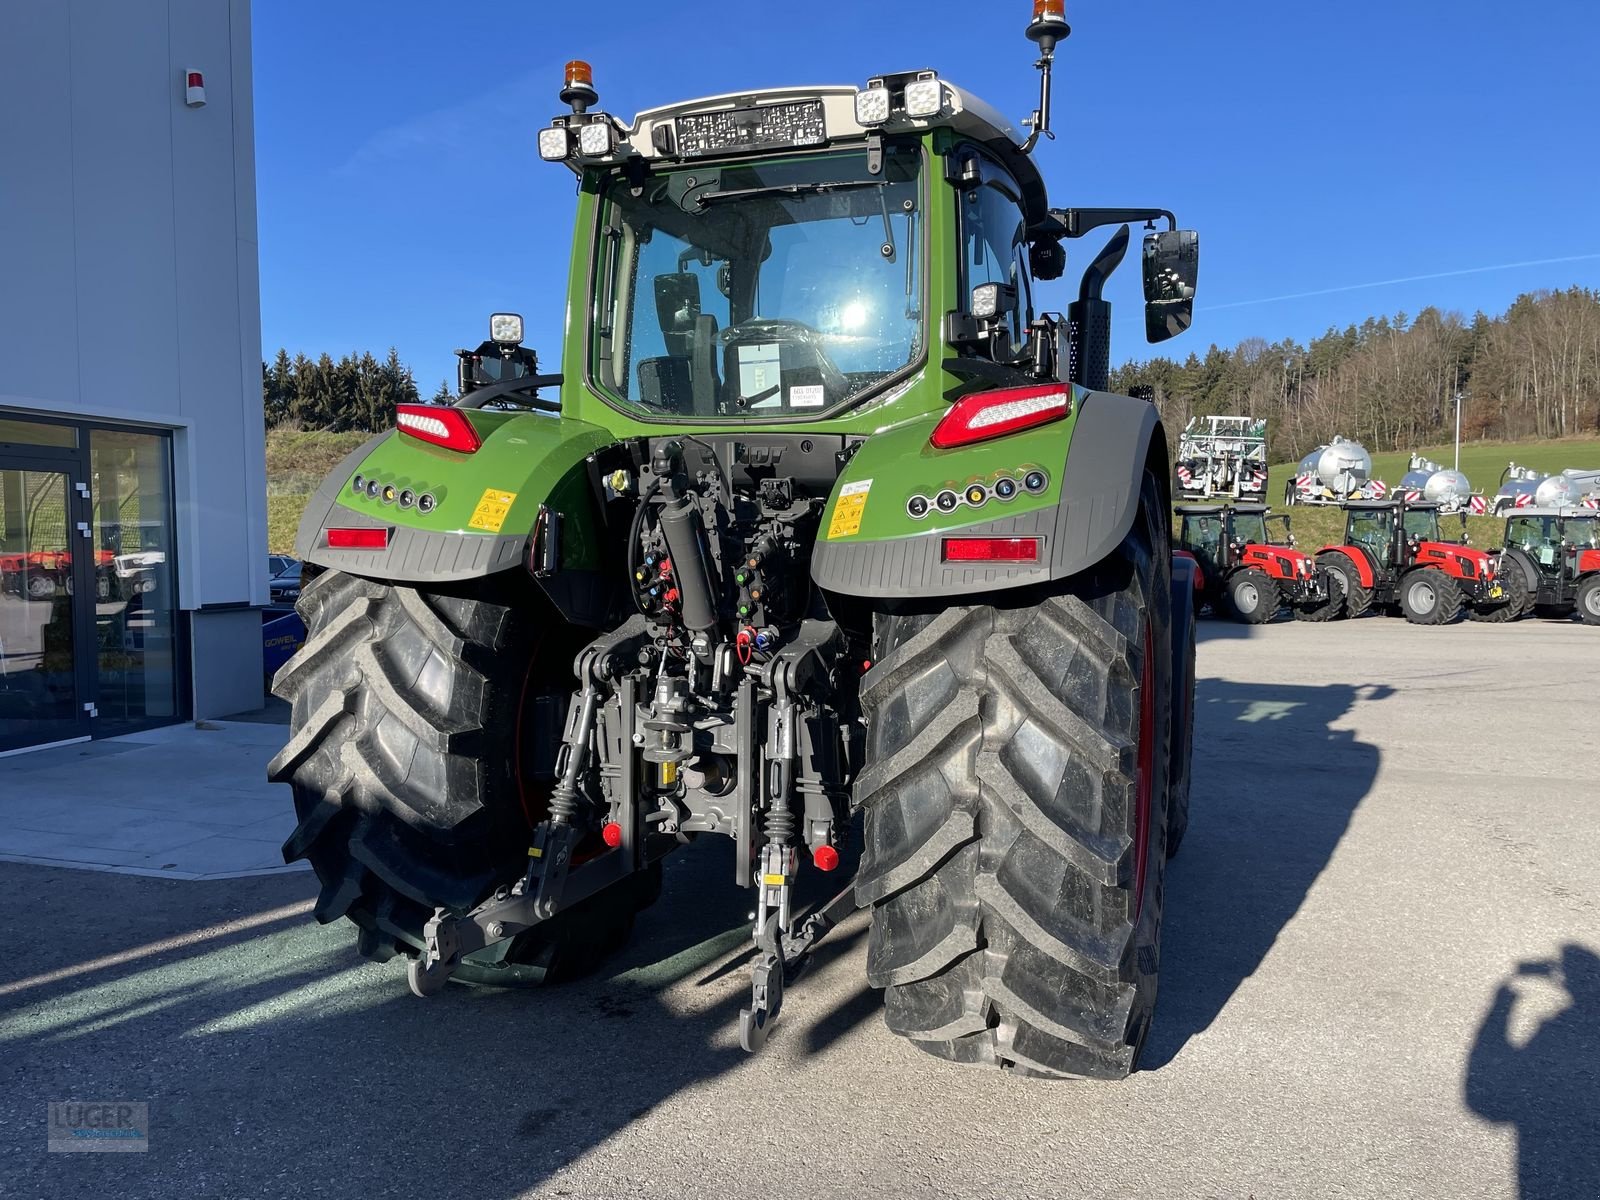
[
  {"xmin": 1320, "ymin": 553, "xmax": 1374, "ymax": 619},
  {"xmin": 1399, "ymin": 568, "xmax": 1462, "ymax": 625},
  {"xmin": 268, "ymin": 569, "xmax": 654, "ymax": 982},
  {"xmin": 1578, "ymin": 576, "xmax": 1600, "ymax": 626},
  {"xmin": 1225, "ymin": 568, "xmax": 1278, "ymax": 624},
  {"xmin": 856, "ymin": 471, "xmax": 1172, "ymax": 1080}
]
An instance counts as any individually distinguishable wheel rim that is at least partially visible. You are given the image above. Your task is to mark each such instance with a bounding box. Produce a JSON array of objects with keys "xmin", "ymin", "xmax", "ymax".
[
  {"xmin": 1585, "ymin": 589, "xmax": 1600, "ymax": 617},
  {"xmin": 1237, "ymin": 581, "xmax": 1259, "ymax": 610},
  {"xmin": 1133, "ymin": 621, "xmax": 1155, "ymax": 924},
  {"xmin": 1411, "ymin": 580, "xmax": 1436, "ymax": 611}
]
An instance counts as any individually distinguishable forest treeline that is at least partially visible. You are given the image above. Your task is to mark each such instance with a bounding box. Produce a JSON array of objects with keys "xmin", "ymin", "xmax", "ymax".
[
  {"xmin": 261, "ymin": 347, "xmax": 442, "ymax": 432},
  {"xmin": 1112, "ymin": 288, "xmax": 1600, "ymax": 463},
  {"xmin": 262, "ymin": 288, "xmax": 1600, "ymax": 457}
]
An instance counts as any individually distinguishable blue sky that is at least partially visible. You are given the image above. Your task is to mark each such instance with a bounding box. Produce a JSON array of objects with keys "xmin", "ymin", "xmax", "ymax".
[{"xmin": 254, "ymin": 1, "xmax": 1600, "ymax": 392}]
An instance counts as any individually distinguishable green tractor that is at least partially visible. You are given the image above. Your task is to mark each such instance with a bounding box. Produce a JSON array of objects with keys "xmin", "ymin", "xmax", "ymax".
[{"xmin": 270, "ymin": 4, "xmax": 1201, "ymax": 1079}]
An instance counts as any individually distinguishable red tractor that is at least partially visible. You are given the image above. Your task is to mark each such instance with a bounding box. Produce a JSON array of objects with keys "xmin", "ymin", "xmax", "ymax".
[
  {"xmin": 1176, "ymin": 503, "xmax": 1341, "ymax": 623},
  {"xmin": 1317, "ymin": 499, "xmax": 1515, "ymax": 625}
]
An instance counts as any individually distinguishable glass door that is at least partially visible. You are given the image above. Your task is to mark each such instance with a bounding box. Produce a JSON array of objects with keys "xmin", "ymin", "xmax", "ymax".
[
  {"xmin": 87, "ymin": 429, "xmax": 179, "ymax": 733},
  {"xmin": 0, "ymin": 457, "xmax": 93, "ymax": 751}
]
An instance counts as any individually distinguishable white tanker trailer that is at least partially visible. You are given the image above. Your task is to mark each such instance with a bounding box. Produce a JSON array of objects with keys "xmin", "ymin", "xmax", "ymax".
[
  {"xmin": 1398, "ymin": 455, "xmax": 1477, "ymax": 513},
  {"xmin": 1493, "ymin": 463, "xmax": 1599, "ymax": 514},
  {"xmin": 1285, "ymin": 437, "xmax": 1388, "ymax": 506}
]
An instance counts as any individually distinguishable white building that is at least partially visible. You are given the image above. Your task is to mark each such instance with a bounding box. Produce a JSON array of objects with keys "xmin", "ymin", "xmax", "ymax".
[{"xmin": 0, "ymin": 0, "xmax": 266, "ymax": 753}]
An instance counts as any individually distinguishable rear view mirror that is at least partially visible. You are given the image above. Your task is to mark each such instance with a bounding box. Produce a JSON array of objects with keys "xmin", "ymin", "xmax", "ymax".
[
  {"xmin": 1143, "ymin": 229, "xmax": 1199, "ymax": 344},
  {"xmin": 654, "ymin": 273, "xmax": 703, "ymax": 357},
  {"xmin": 655, "ymin": 273, "xmax": 702, "ymax": 331}
]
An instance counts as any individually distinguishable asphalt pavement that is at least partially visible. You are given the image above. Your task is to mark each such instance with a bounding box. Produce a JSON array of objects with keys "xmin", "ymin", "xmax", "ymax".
[{"xmin": 1, "ymin": 616, "xmax": 1596, "ymax": 1199}]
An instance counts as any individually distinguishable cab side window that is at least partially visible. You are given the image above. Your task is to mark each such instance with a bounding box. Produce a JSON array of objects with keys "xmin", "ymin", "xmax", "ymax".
[{"xmin": 961, "ymin": 159, "xmax": 1033, "ymax": 361}]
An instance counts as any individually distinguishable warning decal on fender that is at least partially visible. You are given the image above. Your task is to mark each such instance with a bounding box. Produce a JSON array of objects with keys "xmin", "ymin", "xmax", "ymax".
[
  {"xmin": 828, "ymin": 479, "xmax": 872, "ymax": 539},
  {"xmin": 468, "ymin": 489, "xmax": 517, "ymax": 533}
]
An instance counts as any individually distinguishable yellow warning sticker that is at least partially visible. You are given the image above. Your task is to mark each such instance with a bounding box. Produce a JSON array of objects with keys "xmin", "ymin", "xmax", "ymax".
[
  {"xmin": 468, "ymin": 488, "xmax": 517, "ymax": 533},
  {"xmin": 827, "ymin": 479, "xmax": 872, "ymax": 540}
]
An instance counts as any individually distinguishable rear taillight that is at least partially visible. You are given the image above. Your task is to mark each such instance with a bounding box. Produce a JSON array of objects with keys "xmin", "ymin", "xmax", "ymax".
[
  {"xmin": 327, "ymin": 528, "xmax": 389, "ymax": 550},
  {"xmin": 930, "ymin": 384, "xmax": 1071, "ymax": 450},
  {"xmin": 942, "ymin": 537, "xmax": 1041, "ymax": 564},
  {"xmin": 396, "ymin": 404, "xmax": 482, "ymax": 453}
]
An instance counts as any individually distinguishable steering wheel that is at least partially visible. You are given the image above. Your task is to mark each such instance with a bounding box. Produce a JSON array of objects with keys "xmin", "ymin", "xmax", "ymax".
[
  {"xmin": 719, "ymin": 317, "xmax": 824, "ymax": 342},
  {"xmin": 717, "ymin": 318, "xmax": 851, "ymax": 403}
]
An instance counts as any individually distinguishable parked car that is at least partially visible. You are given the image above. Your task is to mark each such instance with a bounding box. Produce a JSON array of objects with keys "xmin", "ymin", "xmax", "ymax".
[{"xmin": 267, "ymin": 556, "xmax": 300, "ymax": 611}]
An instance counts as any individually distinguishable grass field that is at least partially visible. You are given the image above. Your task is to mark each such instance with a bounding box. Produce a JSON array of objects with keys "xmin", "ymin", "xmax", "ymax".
[{"xmin": 266, "ymin": 430, "xmax": 369, "ymax": 552}]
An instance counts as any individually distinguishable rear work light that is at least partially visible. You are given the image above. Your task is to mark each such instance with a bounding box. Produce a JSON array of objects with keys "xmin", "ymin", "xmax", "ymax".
[
  {"xmin": 930, "ymin": 384, "xmax": 1071, "ymax": 450},
  {"xmin": 327, "ymin": 528, "xmax": 389, "ymax": 551},
  {"xmin": 396, "ymin": 404, "xmax": 482, "ymax": 453},
  {"xmin": 942, "ymin": 537, "xmax": 1042, "ymax": 564}
]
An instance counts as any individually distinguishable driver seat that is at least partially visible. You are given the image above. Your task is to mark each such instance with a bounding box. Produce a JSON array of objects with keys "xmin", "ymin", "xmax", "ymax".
[{"xmin": 692, "ymin": 314, "xmax": 720, "ymax": 415}]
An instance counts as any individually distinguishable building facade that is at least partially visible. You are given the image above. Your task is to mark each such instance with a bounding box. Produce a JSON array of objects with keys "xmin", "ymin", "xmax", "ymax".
[{"xmin": 0, "ymin": 0, "xmax": 265, "ymax": 753}]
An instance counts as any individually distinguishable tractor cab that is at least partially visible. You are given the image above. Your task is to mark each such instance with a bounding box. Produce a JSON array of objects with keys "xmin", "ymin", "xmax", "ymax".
[
  {"xmin": 1504, "ymin": 511, "xmax": 1567, "ymax": 571},
  {"xmin": 1175, "ymin": 502, "xmax": 1273, "ymax": 574},
  {"xmin": 1343, "ymin": 503, "xmax": 1399, "ymax": 567},
  {"xmin": 1340, "ymin": 499, "xmax": 1462, "ymax": 569},
  {"xmin": 1175, "ymin": 504, "xmax": 1228, "ymax": 577},
  {"xmin": 1497, "ymin": 508, "xmax": 1600, "ymax": 623}
]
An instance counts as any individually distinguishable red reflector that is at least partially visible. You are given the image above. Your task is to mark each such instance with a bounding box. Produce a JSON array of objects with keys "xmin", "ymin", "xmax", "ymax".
[
  {"xmin": 942, "ymin": 537, "xmax": 1042, "ymax": 564},
  {"xmin": 396, "ymin": 404, "xmax": 482, "ymax": 452},
  {"xmin": 601, "ymin": 822, "xmax": 623, "ymax": 848},
  {"xmin": 930, "ymin": 384, "xmax": 1071, "ymax": 449},
  {"xmin": 327, "ymin": 528, "xmax": 389, "ymax": 550},
  {"xmin": 812, "ymin": 845, "xmax": 840, "ymax": 872}
]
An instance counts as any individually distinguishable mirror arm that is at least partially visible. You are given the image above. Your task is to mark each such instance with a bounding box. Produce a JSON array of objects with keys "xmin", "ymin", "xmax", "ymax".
[{"xmin": 1039, "ymin": 207, "xmax": 1176, "ymax": 239}]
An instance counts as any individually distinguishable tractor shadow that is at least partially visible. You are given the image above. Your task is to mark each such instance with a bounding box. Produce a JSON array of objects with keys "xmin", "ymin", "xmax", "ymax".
[
  {"xmin": 1143, "ymin": 678, "xmax": 1393, "ymax": 1069},
  {"xmin": 0, "ymin": 838, "xmax": 868, "ymax": 1199}
]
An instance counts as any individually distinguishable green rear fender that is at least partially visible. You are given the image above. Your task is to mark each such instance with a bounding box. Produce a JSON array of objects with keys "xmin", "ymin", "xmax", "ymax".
[
  {"xmin": 293, "ymin": 411, "xmax": 611, "ymax": 585},
  {"xmin": 811, "ymin": 388, "xmax": 1165, "ymax": 599}
]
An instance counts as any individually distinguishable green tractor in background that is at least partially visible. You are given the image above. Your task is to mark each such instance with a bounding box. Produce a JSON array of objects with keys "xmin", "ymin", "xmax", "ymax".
[{"xmin": 270, "ymin": 3, "xmax": 1200, "ymax": 1079}]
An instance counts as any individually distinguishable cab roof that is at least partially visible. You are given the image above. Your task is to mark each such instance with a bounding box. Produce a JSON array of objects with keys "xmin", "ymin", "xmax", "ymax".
[{"xmin": 574, "ymin": 78, "xmax": 1051, "ymax": 230}]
